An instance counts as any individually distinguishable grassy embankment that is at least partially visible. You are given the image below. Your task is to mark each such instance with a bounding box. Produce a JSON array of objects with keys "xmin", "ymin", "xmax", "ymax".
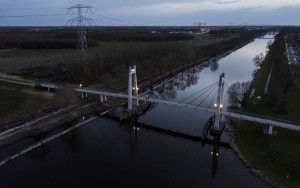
[
  {"xmin": 235, "ymin": 32, "xmax": 300, "ymax": 187},
  {"xmin": 0, "ymin": 83, "xmax": 50, "ymax": 122}
]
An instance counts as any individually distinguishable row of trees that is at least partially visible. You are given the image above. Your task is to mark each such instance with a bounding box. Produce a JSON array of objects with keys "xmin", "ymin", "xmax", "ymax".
[
  {"xmin": 0, "ymin": 27, "xmax": 194, "ymax": 49},
  {"xmin": 0, "ymin": 27, "xmax": 265, "ymax": 50}
]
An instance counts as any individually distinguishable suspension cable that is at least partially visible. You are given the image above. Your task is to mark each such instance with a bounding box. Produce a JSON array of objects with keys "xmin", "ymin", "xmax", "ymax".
[
  {"xmin": 207, "ymin": 91, "xmax": 218, "ymax": 108},
  {"xmin": 196, "ymin": 85, "xmax": 218, "ymax": 107},
  {"xmin": 179, "ymin": 82, "xmax": 218, "ymax": 103},
  {"xmin": 187, "ymin": 84, "xmax": 218, "ymax": 105}
]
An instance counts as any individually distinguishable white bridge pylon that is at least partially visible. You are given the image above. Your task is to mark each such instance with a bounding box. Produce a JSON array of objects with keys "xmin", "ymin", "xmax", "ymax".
[
  {"xmin": 214, "ymin": 73, "xmax": 225, "ymax": 130},
  {"xmin": 128, "ymin": 65, "xmax": 139, "ymax": 110}
]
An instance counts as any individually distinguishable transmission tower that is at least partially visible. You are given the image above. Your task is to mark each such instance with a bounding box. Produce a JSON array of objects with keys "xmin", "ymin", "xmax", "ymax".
[
  {"xmin": 193, "ymin": 21, "xmax": 207, "ymax": 27},
  {"xmin": 66, "ymin": 4, "xmax": 95, "ymax": 53}
]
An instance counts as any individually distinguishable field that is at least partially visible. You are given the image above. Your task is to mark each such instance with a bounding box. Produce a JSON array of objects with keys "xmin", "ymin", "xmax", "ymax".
[{"xmin": 0, "ymin": 83, "xmax": 50, "ymax": 122}]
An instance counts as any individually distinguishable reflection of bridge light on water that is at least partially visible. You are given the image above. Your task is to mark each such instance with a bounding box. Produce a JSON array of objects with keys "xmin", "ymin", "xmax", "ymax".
[{"xmin": 210, "ymin": 151, "xmax": 219, "ymax": 157}]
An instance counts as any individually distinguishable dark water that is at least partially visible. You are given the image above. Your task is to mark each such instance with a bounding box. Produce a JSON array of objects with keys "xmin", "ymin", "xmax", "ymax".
[
  {"xmin": 0, "ymin": 35, "xmax": 274, "ymax": 187},
  {"xmin": 0, "ymin": 118, "xmax": 266, "ymax": 188}
]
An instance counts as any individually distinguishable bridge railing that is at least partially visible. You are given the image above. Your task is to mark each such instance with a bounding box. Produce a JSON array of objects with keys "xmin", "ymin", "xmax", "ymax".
[{"xmin": 228, "ymin": 109, "xmax": 300, "ymax": 127}]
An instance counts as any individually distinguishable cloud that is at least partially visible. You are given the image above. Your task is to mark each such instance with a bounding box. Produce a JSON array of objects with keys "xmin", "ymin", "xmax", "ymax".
[
  {"xmin": 217, "ymin": 0, "xmax": 240, "ymax": 5},
  {"xmin": 107, "ymin": 0, "xmax": 300, "ymax": 16}
]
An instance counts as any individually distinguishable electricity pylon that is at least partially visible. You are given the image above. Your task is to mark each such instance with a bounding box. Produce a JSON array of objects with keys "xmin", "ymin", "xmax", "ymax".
[
  {"xmin": 66, "ymin": 4, "xmax": 95, "ymax": 53},
  {"xmin": 193, "ymin": 21, "xmax": 207, "ymax": 27}
]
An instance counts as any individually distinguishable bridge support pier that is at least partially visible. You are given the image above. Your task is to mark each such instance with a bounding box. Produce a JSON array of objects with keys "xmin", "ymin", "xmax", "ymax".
[{"xmin": 264, "ymin": 125, "xmax": 277, "ymax": 135}]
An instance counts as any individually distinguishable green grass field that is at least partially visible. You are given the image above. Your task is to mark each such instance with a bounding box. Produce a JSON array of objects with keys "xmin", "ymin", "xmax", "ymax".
[
  {"xmin": 236, "ymin": 120, "xmax": 300, "ymax": 187},
  {"xmin": 91, "ymin": 40, "xmax": 192, "ymax": 53}
]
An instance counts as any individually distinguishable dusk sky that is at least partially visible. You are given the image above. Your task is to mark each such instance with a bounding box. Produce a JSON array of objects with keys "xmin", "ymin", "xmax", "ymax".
[{"xmin": 1, "ymin": 0, "xmax": 300, "ymax": 26}]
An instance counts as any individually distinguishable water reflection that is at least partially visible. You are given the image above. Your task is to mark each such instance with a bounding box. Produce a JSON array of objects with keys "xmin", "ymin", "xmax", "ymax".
[
  {"xmin": 127, "ymin": 120, "xmax": 223, "ymax": 179},
  {"xmin": 153, "ymin": 68, "xmax": 199, "ymax": 101},
  {"xmin": 211, "ymin": 136, "xmax": 221, "ymax": 178},
  {"xmin": 210, "ymin": 61, "xmax": 219, "ymax": 72},
  {"xmin": 60, "ymin": 130, "xmax": 82, "ymax": 154},
  {"xmin": 129, "ymin": 124, "xmax": 139, "ymax": 154}
]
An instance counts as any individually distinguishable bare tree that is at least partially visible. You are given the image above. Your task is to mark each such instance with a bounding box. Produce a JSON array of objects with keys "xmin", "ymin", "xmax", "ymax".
[
  {"xmin": 54, "ymin": 85, "xmax": 78, "ymax": 121},
  {"xmin": 210, "ymin": 61, "xmax": 219, "ymax": 72},
  {"xmin": 281, "ymin": 65, "xmax": 295, "ymax": 94},
  {"xmin": 253, "ymin": 53, "xmax": 265, "ymax": 67},
  {"xmin": 227, "ymin": 81, "xmax": 251, "ymax": 108}
]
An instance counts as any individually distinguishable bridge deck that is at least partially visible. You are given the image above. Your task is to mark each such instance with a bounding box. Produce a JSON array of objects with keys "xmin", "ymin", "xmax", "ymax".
[{"xmin": 76, "ymin": 88, "xmax": 300, "ymax": 132}]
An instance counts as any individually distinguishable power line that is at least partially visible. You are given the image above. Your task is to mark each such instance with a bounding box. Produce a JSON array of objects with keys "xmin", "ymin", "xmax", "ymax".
[
  {"xmin": 94, "ymin": 13, "xmax": 135, "ymax": 26},
  {"xmin": 0, "ymin": 10, "xmax": 137, "ymax": 26},
  {"xmin": 0, "ymin": 13, "xmax": 65, "ymax": 18},
  {"xmin": 93, "ymin": 18, "xmax": 127, "ymax": 26}
]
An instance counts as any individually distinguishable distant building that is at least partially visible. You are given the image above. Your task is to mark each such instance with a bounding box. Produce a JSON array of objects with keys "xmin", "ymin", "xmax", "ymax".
[{"xmin": 169, "ymin": 28, "xmax": 210, "ymax": 35}]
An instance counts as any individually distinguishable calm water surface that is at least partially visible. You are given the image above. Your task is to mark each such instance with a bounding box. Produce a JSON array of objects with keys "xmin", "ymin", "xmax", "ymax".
[{"xmin": 0, "ymin": 35, "xmax": 274, "ymax": 187}]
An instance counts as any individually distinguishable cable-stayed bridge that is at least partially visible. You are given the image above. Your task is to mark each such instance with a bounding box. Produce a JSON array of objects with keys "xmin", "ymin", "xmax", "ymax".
[
  {"xmin": 75, "ymin": 65, "xmax": 300, "ymax": 134},
  {"xmin": 1, "ymin": 65, "xmax": 300, "ymax": 134}
]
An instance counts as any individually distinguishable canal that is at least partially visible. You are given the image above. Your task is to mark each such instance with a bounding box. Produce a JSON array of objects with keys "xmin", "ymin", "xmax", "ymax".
[{"xmin": 0, "ymin": 34, "xmax": 274, "ymax": 187}]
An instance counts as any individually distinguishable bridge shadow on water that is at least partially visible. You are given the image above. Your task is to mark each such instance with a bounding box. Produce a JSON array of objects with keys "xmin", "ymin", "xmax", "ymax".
[{"xmin": 123, "ymin": 118, "xmax": 225, "ymax": 179}]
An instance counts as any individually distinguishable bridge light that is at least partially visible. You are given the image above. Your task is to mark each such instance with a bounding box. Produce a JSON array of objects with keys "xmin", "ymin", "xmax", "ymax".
[
  {"xmin": 214, "ymin": 104, "xmax": 217, "ymax": 107},
  {"xmin": 79, "ymin": 84, "xmax": 83, "ymax": 87},
  {"xmin": 220, "ymin": 104, "xmax": 223, "ymax": 108}
]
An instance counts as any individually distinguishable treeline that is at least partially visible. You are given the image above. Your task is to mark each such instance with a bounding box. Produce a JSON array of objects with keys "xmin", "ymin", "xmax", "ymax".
[
  {"xmin": 86, "ymin": 27, "xmax": 194, "ymax": 41},
  {"xmin": 283, "ymin": 27, "xmax": 300, "ymax": 47},
  {"xmin": 251, "ymin": 31, "xmax": 294, "ymax": 113},
  {"xmin": 210, "ymin": 28, "xmax": 265, "ymax": 36},
  {"xmin": 268, "ymin": 32, "xmax": 294, "ymax": 111},
  {"xmin": 0, "ymin": 28, "xmax": 95, "ymax": 49},
  {"xmin": 0, "ymin": 27, "xmax": 194, "ymax": 49}
]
